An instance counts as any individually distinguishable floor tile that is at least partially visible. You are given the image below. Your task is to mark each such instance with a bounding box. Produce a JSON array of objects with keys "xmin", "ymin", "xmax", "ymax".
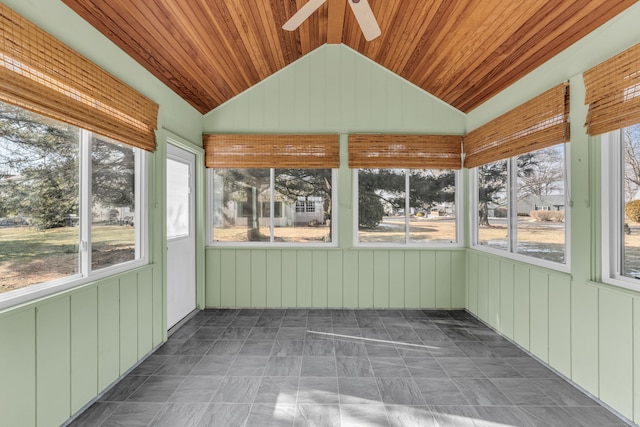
[
  {"xmin": 150, "ymin": 403, "xmax": 208, "ymax": 427},
  {"xmin": 471, "ymin": 357, "xmax": 523, "ymax": 378},
  {"xmin": 337, "ymin": 377, "xmax": 383, "ymax": 404},
  {"xmin": 490, "ymin": 378, "xmax": 556, "ymax": 406},
  {"xmin": 70, "ymin": 309, "xmax": 629, "ymax": 427},
  {"xmin": 520, "ymin": 405, "xmax": 582, "ymax": 427},
  {"xmin": 301, "ymin": 356, "xmax": 336, "ymax": 377},
  {"xmin": 248, "ymin": 327, "xmax": 280, "ymax": 339},
  {"xmin": 190, "ymin": 355, "xmax": 233, "ymax": 376},
  {"xmin": 370, "ymin": 357, "xmax": 412, "ymax": 377},
  {"xmin": 471, "ymin": 406, "xmax": 535, "ymax": 427},
  {"xmin": 376, "ymin": 378, "xmax": 426, "ymax": 405},
  {"xmin": 435, "ymin": 357, "xmax": 485, "ymax": 378},
  {"xmin": 294, "ymin": 404, "xmax": 341, "ymax": 427},
  {"xmin": 340, "ymin": 404, "xmax": 390, "ymax": 426},
  {"xmin": 303, "ymin": 340, "xmax": 335, "ymax": 356},
  {"xmin": 174, "ymin": 338, "xmax": 215, "ymax": 356},
  {"xmin": 403, "ymin": 357, "xmax": 448, "ymax": 378},
  {"xmin": 239, "ymin": 340, "xmax": 276, "ymax": 355},
  {"xmin": 101, "ymin": 402, "xmax": 163, "ymax": 427},
  {"xmin": 385, "ymin": 405, "xmax": 437, "ymax": 427},
  {"xmin": 264, "ymin": 356, "xmax": 303, "ymax": 377},
  {"xmin": 99, "ymin": 375, "xmax": 149, "ymax": 402},
  {"xmin": 197, "ymin": 403, "xmax": 251, "ymax": 426},
  {"xmin": 168, "ymin": 376, "xmax": 222, "ymax": 402},
  {"xmin": 206, "ymin": 339, "xmax": 243, "ymax": 356},
  {"xmin": 334, "ymin": 340, "xmax": 367, "ymax": 357},
  {"xmin": 227, "ymin": 355, "xmax": 269, "ymax": 376},
  {"xmin": 255, "ymin": 377, "xmax": 299, "ymax": 404},
  {"xmin": 153, "ymin": 355, "xmax": 202, "ymax": 376},
  {"xmin": 413, "ymin": 378, "xmax": 469, "ymax": 405},
  {"xmin": 271, "ymin": 340, "xmax": 305, "ymax": 356},
  {"xmin": 427, "ymin": 405, "xmax": 478, "ymax": 427},
  {"xmin": 298, "ymin": 377, "xmax": 339, "ymax": 404},
  {"xmin": 336, "ymin": 356, "xmax": 374, "ymax": 377},
  {"xmin": 211, "ymin": 376, "xmax": 261, "ymax": 403},
  {"xmin": 531, "ymin": 378, "xmax": 600, "ymax": 406},
  {"xmin": 68, "ymin": 402, "xmax": 120, "ymax": 426},
  {"xmin": 452, "ymin": 378, "xmax": 511, "ymax": 406},
  {"xmin": 246, "ymin": 403, "xmax": 296, "ymax": 427},
  {"xmin": 126, "ymin": 376, "xmax": 186, "ymax": 403}
]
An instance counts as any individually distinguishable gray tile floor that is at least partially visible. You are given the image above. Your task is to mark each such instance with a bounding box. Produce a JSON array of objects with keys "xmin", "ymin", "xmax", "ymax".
[{"xmin": 68, "ymin": 309, "xmax": 631, "ymax": 426}]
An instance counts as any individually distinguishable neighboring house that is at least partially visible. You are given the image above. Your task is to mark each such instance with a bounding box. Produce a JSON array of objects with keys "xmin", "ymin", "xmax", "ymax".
[{"xmin": 517, "ymin": 194, "xmax": 565, "ymax": 215}]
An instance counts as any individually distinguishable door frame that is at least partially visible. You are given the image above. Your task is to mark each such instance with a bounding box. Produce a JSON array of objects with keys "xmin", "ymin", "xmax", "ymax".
[{"xmin": 161, "ymin": 130, "xmax": 205, "ymax": 335}]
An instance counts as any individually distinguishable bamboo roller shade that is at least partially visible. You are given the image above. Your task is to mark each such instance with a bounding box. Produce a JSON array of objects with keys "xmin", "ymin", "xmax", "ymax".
[
  {"xmin": 463, "ymin": 83, "xmax": 570, "ymax": 169},
  {"xmin": 584, "ymin": 42, "xmax": 640, "ymax": 136},
  {"xmin": 204, "ymin": 134, "xmax": 340, "ymax": 169},
  {"xmin": 348, "ymin": 134, "xmax": 463, "ymax": 169},
  {"xmin": 0, "ymin": 4, "xmax": 158, "ymax": 152}
]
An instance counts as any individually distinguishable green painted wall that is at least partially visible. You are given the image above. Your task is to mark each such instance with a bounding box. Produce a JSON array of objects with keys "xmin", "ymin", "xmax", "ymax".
[
  {"xmin": 204, "ymin": 45, "xmax": 466, "ymax": 309},
  {"xmin": 465, "ymin": 4, "xmax": 640, "ymax": 423},
  {"xmin": 0, "ymin": 1, "xmax": 203, "ymax": 426}
]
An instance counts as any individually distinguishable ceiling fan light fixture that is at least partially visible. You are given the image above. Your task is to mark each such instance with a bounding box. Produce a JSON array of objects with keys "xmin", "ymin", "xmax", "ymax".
[{"xmin": 283, "ymin": 0, "xmax": 380, "ymax": 42}]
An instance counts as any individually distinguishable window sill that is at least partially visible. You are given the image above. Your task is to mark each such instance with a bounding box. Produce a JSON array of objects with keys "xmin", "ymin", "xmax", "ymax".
[
  {"xmin": 469, "ymin": 245, "xmax": 570, "ymax": 274},
  {"xmin": 0, "ymin": 258, "xmax": 149, "ymax": 312}
]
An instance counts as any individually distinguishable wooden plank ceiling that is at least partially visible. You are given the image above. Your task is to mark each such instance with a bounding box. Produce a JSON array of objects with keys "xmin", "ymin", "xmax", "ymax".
[{"xmin": 62, "ymin": 0, "xmax": 636, "ymax": 115}]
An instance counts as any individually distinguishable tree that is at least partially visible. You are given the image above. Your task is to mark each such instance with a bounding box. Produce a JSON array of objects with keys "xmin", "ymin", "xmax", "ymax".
[
  {"xmin": 516, "ymin": 146, "xmax": 564, "ymax": 199},
  {"xmin": 0, "ymin": 104, "xmax": 79, "ymax": 229},
  {"xmin": 0, "ymin": 103, "xmax": 137, "ymax": 229},
  {"xmin": 477, "ymin": 153, "xmax": 537, "ymax": 227},
  {"xmin": 623, "ymin": 125, "xmax": 640, "ymax": 202},
  {"xmin": 357, "ymin": 169, "xmax": 456, "ymax": 229},
  {"xmin": 91, "ymin": 136, "xmax": 135, "ymax": 209}
]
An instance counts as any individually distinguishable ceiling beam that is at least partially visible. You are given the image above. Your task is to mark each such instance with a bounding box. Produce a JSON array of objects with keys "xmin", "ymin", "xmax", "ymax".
[{"xmin": 327, "ymin": 0, "xmax": 346, "ymax": 44}]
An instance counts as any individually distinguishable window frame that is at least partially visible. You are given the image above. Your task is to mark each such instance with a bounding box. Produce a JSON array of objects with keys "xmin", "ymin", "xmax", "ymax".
[
  {"xmin": 470, "ymin": 144, "xmax": 570, "ymax": 272},
  {"xmin": 0, "ymin": 126, "xmax": 148, "ymax": 311},
  {"xmin": 601, "ymin": 129, "xmax": 640, "ymax": 291},
  {"xmin": 207, "ymin": 168, "xmax": 338, "ymax": 247},
  {"xmin": 353, "ymin": 168, "xmax": 463, "ymax": 248}
]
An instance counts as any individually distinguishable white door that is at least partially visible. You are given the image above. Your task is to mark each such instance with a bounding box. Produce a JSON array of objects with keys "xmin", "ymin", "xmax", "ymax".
[{"xmin": 166, "ymin": 144, "xmax": 196, "ymax": 329}]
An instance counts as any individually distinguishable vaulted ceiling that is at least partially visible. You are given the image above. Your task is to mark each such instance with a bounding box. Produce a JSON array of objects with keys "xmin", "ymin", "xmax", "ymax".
[{"xmin": 62, "ymin": 0, "xmax": 636, "ymax": 115}]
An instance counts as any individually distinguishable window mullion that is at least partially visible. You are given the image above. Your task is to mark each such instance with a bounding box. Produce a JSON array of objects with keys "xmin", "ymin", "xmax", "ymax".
[
  {"xmin": 79, "ymin": 129, "xmax": 92, "ymax": 275},
  {"xmin": 270, "ymin": 169, "xmax": 275, "ymax": 243},
  {"xmin": 508, "ymin": 157, "xmax": 518, "ymax": 254},
  {"xmin": 406, "ymin": 169, "xmax": 410, "ymax": 244}
]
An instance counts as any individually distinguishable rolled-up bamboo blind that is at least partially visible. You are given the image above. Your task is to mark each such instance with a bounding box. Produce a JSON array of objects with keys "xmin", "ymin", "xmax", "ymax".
[
  {"xmin": 584, "ymin": 42, "xmax": 640, "ymax": 136},
  {"xmin": 203, "ymin": 134, "xmax": 340, "ymax": 168},
  {"xmin": 348, "ymin": 134, "xmax": 463, "ymax": 169},
  {"xmin": 0, "ymin": 4, "xmax": 158, "ymax": 152},
  {"xmin": 463, "ymin": 83, "xmax": 570, "ymax": 169}
]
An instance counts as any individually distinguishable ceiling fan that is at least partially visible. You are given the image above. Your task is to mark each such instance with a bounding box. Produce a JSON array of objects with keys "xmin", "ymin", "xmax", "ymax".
[{"xmin": 283, "ymin": 0, "xmax": 381, "ymax": 41}]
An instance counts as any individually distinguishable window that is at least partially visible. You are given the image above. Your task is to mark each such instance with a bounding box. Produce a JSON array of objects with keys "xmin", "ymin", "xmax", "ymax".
[
  {"xmin": 0, "ymin": 101, "xmax": 146, "ymax": 301},
  {"xmin": 473, "ymin": 145, "xmax": 567, "ymax": 266},
  {"xmin": 210, "ymin": 168, "xmax": 335, "ymax": 244},
  {"xmin": 355, "ymin": 168, "xmax": 459, "ymax": 245},
  {"xmin": 602, "ymin": 124, "xmax": 640, "ymax": 288}
]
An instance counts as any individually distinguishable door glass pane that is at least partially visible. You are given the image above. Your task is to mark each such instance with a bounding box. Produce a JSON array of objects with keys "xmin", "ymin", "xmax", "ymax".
[
  {"xmin": 409, "ymin": 170, "xmax": 457, "ymax": 243},
  {"xmin": 516, "ymin": 146, "xmax": 565, "ymax": 263},
  {"xmin": 91, "ymin": 135, "xmax": 136, "ymax": 270},
  {"xmin": 358, "ymin": 169, "xmax": 406, "ymax": 243},
  {"xmin": 274, "ymin": 169, "xmax": 332, "ymax": 243},
  {"xmin": 167, "ymin": 158, "xmax": 190, "ymax": 239},
  {"xmin": 477, "ymin": 160, "xmax": 508, "ymax": 250},
  {"xmin": 0, "ymin": 102, "xmax": 80, "ymax": 292}
]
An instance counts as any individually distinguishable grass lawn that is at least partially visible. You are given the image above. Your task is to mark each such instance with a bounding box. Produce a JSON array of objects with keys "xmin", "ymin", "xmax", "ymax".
[{"xmin": 0, "ymin": 225, "xmax": 134, "ymax": 293}]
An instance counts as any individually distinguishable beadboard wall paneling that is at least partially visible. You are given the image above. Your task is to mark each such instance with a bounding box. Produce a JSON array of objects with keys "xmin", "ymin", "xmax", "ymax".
[{"xmin": 206, "ymin": 249, "xmax": 465, "ymax": 309}]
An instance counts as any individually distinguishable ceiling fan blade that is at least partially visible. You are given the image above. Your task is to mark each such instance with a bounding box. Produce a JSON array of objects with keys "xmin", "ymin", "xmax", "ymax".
[
  {"xmin": 283, "ymin": 0, "xmax": 328, "ymax": 31},
  {"xmin": 348, "ymin": 0, "xmax": 381, "ymax": 41}
]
